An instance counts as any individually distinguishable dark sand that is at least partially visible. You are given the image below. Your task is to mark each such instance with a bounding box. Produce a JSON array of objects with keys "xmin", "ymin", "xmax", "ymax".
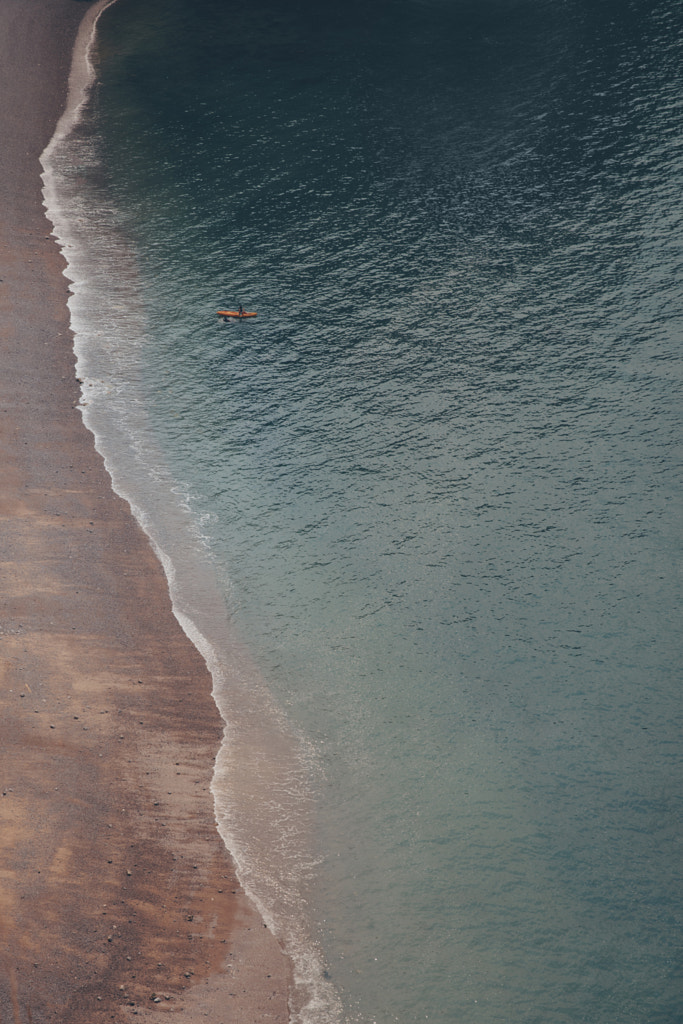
[{"xmin": 0, "ymin": 1, "xmax": 291, "ymax": 1019}]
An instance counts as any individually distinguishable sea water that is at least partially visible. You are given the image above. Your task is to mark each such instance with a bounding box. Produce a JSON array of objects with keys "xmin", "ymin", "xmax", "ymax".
[{"xmin": 42, "ymin": 0, "xmax": 682, "ymax": 1021}]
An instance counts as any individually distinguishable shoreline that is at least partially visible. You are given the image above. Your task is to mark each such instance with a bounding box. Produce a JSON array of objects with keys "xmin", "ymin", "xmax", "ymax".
[{"xmin": 0, "ymin": 1, "xmax": 291, "ymax": 1020}]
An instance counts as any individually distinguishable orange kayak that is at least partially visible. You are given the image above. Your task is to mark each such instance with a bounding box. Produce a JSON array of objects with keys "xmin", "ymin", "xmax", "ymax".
[{"xmin": 217, "ymin": 309, "xmax": 257, "ymax": 319}]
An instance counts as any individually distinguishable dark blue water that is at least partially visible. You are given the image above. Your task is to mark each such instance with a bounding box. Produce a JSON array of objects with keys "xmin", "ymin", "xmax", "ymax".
[{"xmin": 43, "ymin": 0, "xmax": 682, "ymax": 1020}]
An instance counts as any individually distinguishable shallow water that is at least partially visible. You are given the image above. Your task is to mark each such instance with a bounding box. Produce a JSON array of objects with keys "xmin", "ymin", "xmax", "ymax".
[{"xmin": 44, "ymin": 0, "xmax": 682, "ymax": 1020}]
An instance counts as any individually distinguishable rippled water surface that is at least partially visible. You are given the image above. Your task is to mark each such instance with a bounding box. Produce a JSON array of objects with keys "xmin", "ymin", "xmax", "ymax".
[{"xmin": 50, "ymin": 0, "xmax": 683, "ymax": 1020}]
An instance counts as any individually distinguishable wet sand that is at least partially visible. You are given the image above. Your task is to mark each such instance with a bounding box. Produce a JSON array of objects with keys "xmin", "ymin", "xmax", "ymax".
[{"xmin": 0, "ymin": 1, "xmax": 291, "ymax": 1020}]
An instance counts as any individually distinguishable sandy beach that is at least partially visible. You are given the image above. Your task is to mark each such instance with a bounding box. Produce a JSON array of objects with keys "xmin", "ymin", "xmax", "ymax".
[{"xmin": 0, "ymin": 1, "xmax": 290, "ymax": 1020}]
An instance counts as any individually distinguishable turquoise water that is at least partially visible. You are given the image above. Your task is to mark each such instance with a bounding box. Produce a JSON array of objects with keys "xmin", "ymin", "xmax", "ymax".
[{"xmin": 44, "ymin": 0, "xmax": 681, "ymax": 1021}]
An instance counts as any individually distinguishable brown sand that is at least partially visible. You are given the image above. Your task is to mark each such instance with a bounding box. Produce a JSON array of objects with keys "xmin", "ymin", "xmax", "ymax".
[{"xmin": 0, "ymin": 1, "xmax": 291, "ymax": 1020}]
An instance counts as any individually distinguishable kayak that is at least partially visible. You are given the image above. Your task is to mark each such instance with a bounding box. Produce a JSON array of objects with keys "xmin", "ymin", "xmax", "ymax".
[{"xmin": 217, "ymin": 309, "xmax": 257, "ymax": 319}]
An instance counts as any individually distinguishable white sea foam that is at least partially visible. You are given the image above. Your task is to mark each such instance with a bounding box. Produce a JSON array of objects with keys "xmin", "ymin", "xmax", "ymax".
[{"xmin": 39, "ymin": 7, "xmax": 342, "ymax": 1022}]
